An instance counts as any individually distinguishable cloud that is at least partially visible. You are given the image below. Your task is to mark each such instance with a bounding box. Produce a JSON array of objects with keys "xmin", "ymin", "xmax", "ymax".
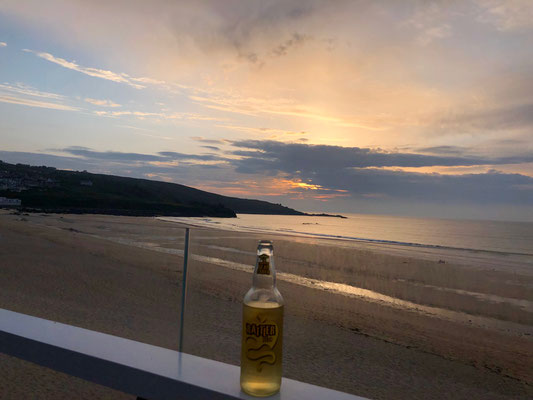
[
  {"xmin": 157, "ymin": 151, "xmax": 227, "ymax": 162},
  {"xmin": 239, "ymin": 52, "xmax": 261, "ymax": 65},
  {"xmin": 1, "ymin": 3, "xmax": 438, "ymax": 134},
  {"xmin": 0, "ymin": 82, "xmax": 64, "ymax": 100},
  {"xmin": 201, "ymin": 145, "xmax": 221, "ymax": 151},
  {"xmin": 476, "ymin": 0, "xmax": 533, "ymax": 31},
  {"xmin": 226, "ymin": 140, "xmax": 533, "ymax": 205},
  {"xmin": 5, "ymin": 1, "xmax": 532, "ymax": 146},
  {"xmin": 307, "ymin": 166, "xmax": 533, "ymax": 205},
  {"xmin": 217, "ymin": 124, "xmax": 307, "ymax": 138},
  {"xmin": 1, "ymin": 149, "xmax": 531, "ymax": 211},
  {"xmin": 58, "ymin": 146, "xmax": 228, "ymax": 163},
  {"xmin": 438, "ymin": 102, "xmax": 533, "ymax": 132},
  {"xmin": 59, "ymin": 146, "xmax": 163, "ymax": 162},
  {"xmin": 406, "ymin": 3, "xmax": 453, "ymax": 46},
  {"xmin": 84, "ymin": 98, "xmax": 121, "ymax": 107},
  {"xmin": 115, "ymin": 125, "xmax": 174, "ymax": 141},
  {"xmin": 417, "ymin": 146, "xmax": 469, "ymax": 156},
  {"xmin": 22, "ymin": 49, "xmax": 157, "ymax": 89},
  {"xmin": 0, "ymin": 42, "xmax": 6, "ymax": 47},
  {"xmin": 0, "ymin": 150, "xmax": 232, "ymax": 188},
  {"xmin": 192, "ymin": 94, "xmax": 387, "ymax": 130},
  {"xmin": 0, "ymin": 95, "xmax": 78, "ymax": 111},
  {"xmin": 92, "ymin": 109, "xmax": 224, "ymax": 123},
  {"xmin": 271, "ymin": 32, "xmax": 309, "ymax": 57},
  {"xmin": 0, "ymin": 83, "xmax": 77, "ymax": 111},
  {"xmin": 416, "ymin": 24, "xmax": 452, "ymax": 46},
  {"xmin": 190, "ymin": 136, "xmax": 228, "ymax": 145},
  {"xmin": 95, "ymin": 110, "xmax": 163, "ymax": 118},
  {"xmin": 0, "ymin": 151, "xmax": 102, "ymax": 171},
  {"xmin": 229, "ymin": 140, "xmax": 533, "ymax": 174},
  {"xmin": 424, "ymin": 65, "xmax": 533, "ymax": 153}
]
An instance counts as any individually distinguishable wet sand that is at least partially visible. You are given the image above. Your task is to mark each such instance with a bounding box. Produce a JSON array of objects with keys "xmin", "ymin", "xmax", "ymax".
[{"xmin": 0, "ymin": 211, "xmax": 532, "ymax": 399}]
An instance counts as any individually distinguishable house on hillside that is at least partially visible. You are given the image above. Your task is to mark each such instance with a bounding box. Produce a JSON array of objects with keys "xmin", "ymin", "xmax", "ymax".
[{"xmin": 0, "ymin": 197, "xmax": 21, "ymax": 207}]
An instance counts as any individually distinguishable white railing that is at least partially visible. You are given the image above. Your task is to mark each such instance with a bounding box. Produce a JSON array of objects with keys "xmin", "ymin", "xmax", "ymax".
[{"xmin": 0, "ymin": 308, "xmax": 367, "ymax": 400}]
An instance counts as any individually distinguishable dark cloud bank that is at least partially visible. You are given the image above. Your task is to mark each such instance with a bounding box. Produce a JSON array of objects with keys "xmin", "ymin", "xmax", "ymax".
[
  {"xmin": 60, "ymin": 146, "xmax": 225, "ymax": 162},
  {"xmin": 231, "ymin": 140, "xmax": 533, "ymax": 170},
  {"xmin": 1, "ymin": 140, "xmax": 532, "ymax": 215},
  {"xmin": 229, "ymin": 140, "xmax": 533, "ymax": 205}
]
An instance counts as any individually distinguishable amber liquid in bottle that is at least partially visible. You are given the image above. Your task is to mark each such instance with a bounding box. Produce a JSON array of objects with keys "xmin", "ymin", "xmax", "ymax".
[{"xmin": 240, "ymin": 240, "xmax": 284, "ymax": 397}]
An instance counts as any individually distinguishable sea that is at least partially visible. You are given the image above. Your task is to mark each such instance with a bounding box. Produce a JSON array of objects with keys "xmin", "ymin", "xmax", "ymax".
[{"xmin": 160, "ymin": 213, "xmax": 533, "ymax": 257}]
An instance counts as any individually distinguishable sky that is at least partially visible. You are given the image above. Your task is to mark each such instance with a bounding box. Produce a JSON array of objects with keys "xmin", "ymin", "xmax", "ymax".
[{"xmin": 0, "ymin": 0, "xmax": 532, "ymax": 221}]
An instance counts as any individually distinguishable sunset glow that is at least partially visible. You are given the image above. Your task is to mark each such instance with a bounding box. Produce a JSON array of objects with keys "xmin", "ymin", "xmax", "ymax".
[{"xmin": 1, "ymin": 0, "xmax": 532, "ymax": 219}]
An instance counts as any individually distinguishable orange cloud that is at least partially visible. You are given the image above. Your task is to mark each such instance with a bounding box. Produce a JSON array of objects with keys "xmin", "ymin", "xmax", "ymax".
[
  {"xmin": 279, "ymin": 179, "xmax": 322, "ymax": 190},
  {"xmin": 195, "ymin": 176, "xmax": 349, "ymax": 202}
]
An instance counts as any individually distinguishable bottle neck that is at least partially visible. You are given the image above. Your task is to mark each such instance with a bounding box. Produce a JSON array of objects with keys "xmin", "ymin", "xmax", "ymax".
[{"xmin": 253, "ymin": 242, "xmax": 276, "ymax": 289}]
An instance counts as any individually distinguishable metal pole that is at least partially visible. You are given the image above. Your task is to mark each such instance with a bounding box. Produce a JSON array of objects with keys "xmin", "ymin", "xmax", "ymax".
[{"xmin": 178, "ymin": 228, "xmax": 190, "ymax": 354}]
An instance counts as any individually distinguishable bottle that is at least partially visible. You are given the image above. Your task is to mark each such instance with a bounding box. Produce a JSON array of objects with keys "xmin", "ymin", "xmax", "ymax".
[{"xmin": 240, "ymin": 240, "xmax": 284, "ymax": 397}]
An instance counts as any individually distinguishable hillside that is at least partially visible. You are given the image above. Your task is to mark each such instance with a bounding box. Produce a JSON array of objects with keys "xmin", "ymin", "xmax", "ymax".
[{"xmin": 0, "ymin": 161, "xmax": 305, "ymax": 217}]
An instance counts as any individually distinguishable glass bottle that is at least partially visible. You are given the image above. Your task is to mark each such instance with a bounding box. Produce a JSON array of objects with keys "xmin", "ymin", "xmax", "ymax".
[{"xmin": 240, "ymin": 240, "xmax": 284, "ymax": 397}]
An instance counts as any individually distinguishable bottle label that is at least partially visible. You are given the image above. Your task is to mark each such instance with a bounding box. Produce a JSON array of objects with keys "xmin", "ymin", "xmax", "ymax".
[
  {"xmin": 242, "ymin": 306, "xmax": 283, "ymax": 372},
  {"xmin": 257, "ymin": 254, "xmax": 270, "ymax": 275}
]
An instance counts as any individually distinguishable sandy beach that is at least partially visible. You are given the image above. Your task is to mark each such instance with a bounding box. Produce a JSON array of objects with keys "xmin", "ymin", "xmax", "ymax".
[{"xmin": 0, "ymin": 211, "xmax": 532, "ymax": 399}]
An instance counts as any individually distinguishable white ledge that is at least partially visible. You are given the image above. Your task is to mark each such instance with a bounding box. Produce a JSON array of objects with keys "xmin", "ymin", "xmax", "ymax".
[{"xmin": 0, "ymin": 308, "xmax": 366, "ymax": 400}]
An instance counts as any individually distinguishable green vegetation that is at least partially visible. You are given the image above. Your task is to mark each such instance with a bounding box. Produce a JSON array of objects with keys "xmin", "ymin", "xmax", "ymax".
[{"xmin": 0, "ymin": 161, "xmax": 305, "ymax": 217}]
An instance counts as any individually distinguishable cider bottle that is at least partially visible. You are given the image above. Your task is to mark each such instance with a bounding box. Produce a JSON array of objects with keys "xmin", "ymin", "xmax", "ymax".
[{"xmin": 240, "ymin": 240, "xmax": 284, "ymax": 397}]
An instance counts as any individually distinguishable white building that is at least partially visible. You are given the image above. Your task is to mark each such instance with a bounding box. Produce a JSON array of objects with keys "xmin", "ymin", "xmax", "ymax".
[{"xmin": 0, "ymin": 197, "xmax": 22, "ymax": 206}]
